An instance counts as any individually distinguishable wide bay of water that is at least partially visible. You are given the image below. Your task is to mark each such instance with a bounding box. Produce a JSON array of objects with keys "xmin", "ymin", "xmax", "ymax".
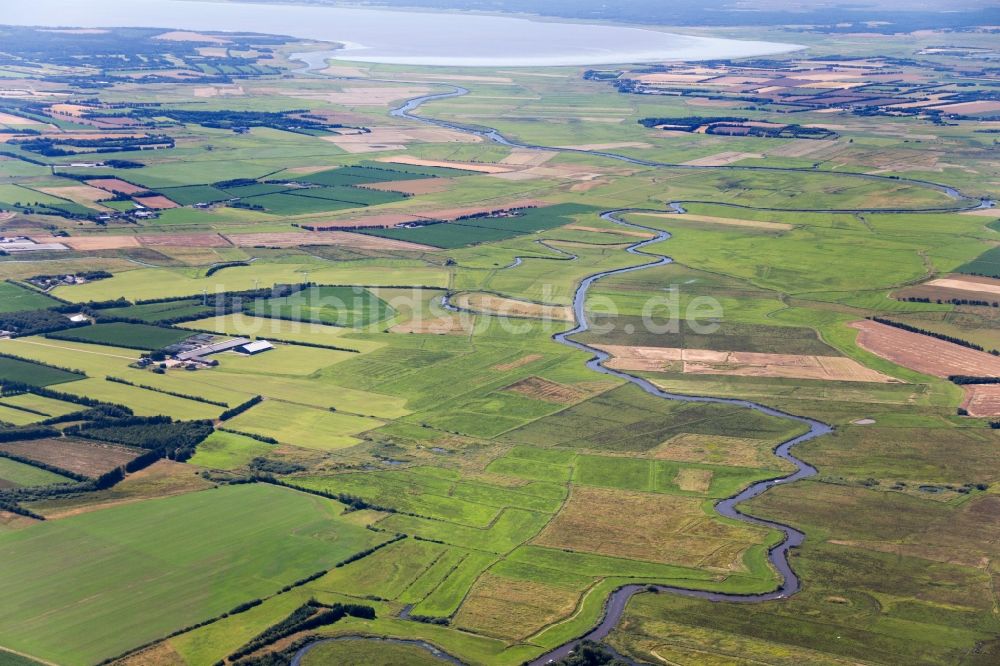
[{"xmin": 4, "ymin": 0, "xmax": 801, "ymax": 66}]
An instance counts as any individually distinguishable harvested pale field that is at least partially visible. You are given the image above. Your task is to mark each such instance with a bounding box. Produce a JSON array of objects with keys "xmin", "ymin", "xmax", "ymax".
[
  {"xmin": 652, "ymin": 433, "xmax": 786, "ymax": 470},
  {"xmin": 453, "ymin": 573, "xmax": 581, "ymax": 641},
  {"xmin": 196, "ymin": 46, "xmax": 228, "ymax": 57},
  {"xmin": 360, "ymin": 178, "xmax": 453, "ymax": 195},
  {"xmin": 193, "ymin": 85, "xmax": 245, "ymax": 98},
  {"xmin": 0, "ymin": 212, "xmax": 16, "ymax": 222},
  {"xmin": 453, "ymin": 292, "xmax": 574, "ymax": 321},
  {"xmin": 32, "ymin": 235, "xmax": 141, "ymax": 250},
  {"xmin": 399, "ymin": 72, "xmax": 513, "ymax": 84},
  {"xmin": 636, "ymin": 73, "xmax": 711, "ymax": 84},
  {"xmin": 924, "ymin": 276, "xmax": 1000, "ymax": 297},
  {"xmin": 222, "ymin": 230, "xmax": 432, "ymax": 251},
  {"xmin": 322, "ymin": 135, "xmax": 404, "ymax": 154},
  {"xmin": 503, "ymin": 376, "xmax": 585, "ymax": 404},
  {"xmin": 323, "ymin": 126, "xmax": 479, "ymax": 152},
  {"xmin": 569, "ymin": 179, "xmax": 609, "ymax": 193},
  {"xmin": 375, "ymin": 155, "xmax": 512, "ymax": 173},
  {"xmin": 682, "ymin": 151, "xmax": 763, "ymax": 167},
  {"xmin": 557, "ymin": 141, "xmax": 653, "ymax": 151},
  {"xmin": 0, "ymin": 112, "xmax": 39, "ymax": 125},
  {"xmin": 766, "ymin": 139, "xmax": 843, "ymax": 159},
  {"xmin": 134, "ymin": 195, "xmax": 180, "ymax": 210},
  {"xmin": 499, "ymin": 149, "xmax": 558, "ymax": 167},
  {"xmin": 38, "ymin": 460, "xmax": 215, "ymax": 519},
  {"xmin": 594, "ymin": 344, "xmax": 898, "ymax": 382},
  {"xmin": 493, "ymin": 354, "xmax": 543, "ymax": 371},
  {"xmin": 283, "ymin": 165, "xmax": 343, "ymax": 175},
  {"xmin": 338, "ymin": 86, "xmax": 431, "ymax": 105},
  {"xmin": 154, "ymin": 30, "xmax": 230, "ymax": 43},
  {"xmin": 491, "ymin": 164, "xmax": 605, "ymax": 182},
  {"xmin": 675, "ymin": 467, "xmax": 713, "ymax": 493},
  {"xmin": 87, "ymin": 179, "xmax": 147, "ymax": 195},
  {"xmin": 318, "ymin": 64, "xmax": 371, "ymax": 78},
  {"xmin": 137, "ymin": 233, "xmax": 231, "ymax": 248},
  {"xmin": 564, "ymin": 224, "xmax": 655, "ymax": 239},
  {"xmin": 390, "ymin": 315, "xmax": 469, "ymax": 335},
  {"xmin": 534, "ymin": 486, "xmax": 760, "ymax": 568},
  {"xmin": 0, "ymin": 438, "xmax": 139, "ymax": 477},
  {"xmin": 633, "ymin": 212, "xmax": 793, "ymax": 231},
  {"xmin": 34, "ymin": 184, "xmax": 111, "ymax": 208},
  {"xmin": 302, "ymin": 212, "xmax": 420, "ymax": 230},
  {"xmin": 929, "ymin": 101, "xmax": 1000, "ymax": 115},
  {"xmin": 49, "ymin": 103, "xmax": 91, "ymax": 117},
  {"xmin": 850, "ymin": 319, "xmax": 1000, "ymax": 378},
  {"xmin": 117, "ymin": 641, "xmax": 186, "ymax": 666},
  {"xmin": 394, "ymin": 199, "xmax": 550, "ymax": 220},
  {"xmin": 961, "ymin": 384, "xmax": 1000, "ymax": 418},
  {"xmin": 961, "ymin": 207, "xmax": 1000, "ymax": 217}
]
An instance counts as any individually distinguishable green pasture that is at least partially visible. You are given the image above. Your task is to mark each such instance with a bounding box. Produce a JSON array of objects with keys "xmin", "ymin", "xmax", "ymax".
[{"xmin": 0, "ymin": 484, "xmax": 384, "ymax": 665}]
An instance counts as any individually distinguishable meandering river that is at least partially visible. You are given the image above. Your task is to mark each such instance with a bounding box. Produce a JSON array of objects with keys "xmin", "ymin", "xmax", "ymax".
[{"xmin": 278, "ymin": 58, "xmax": 988, "ymax": 666}]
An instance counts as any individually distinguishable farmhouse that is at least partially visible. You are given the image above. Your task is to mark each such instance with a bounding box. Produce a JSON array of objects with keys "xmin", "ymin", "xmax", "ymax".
[{"xmin": 235, "ymin": 340, "xmax": 274, "ymax": 355}]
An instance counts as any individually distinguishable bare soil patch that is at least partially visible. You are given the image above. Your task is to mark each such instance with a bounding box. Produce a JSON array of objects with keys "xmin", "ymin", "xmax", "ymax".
[
  {"xmin": 138, "ymin": 233, "xmax": 231, "ymax": 248},
  {"xmin": 503, "ymin": 376, "xmax": 585, "ymax": 404},
  {"xmin": 87, "ymin": 178, "xmax": 147, "ymax": 195},
  {"xmin": 453, "ymin": 292, "xmax": 574, "ymax": 321},
  {"xmin": 32, "ymin": 235, "xmax": 141, "ymax": 250},
  {"xmin": 0, "ymin": 438, "xmax": 139, "ymax": 477},
  {"xmin": 595, "ymin": 344, "xmax": 897, "ymax": 382},
  {"xmin": 850, "ymin": 319, "xmax": 1000, "ymax": 378},
  {"xmin": 134, "ymin": 195, "xmax": 180, "ymax": 210},
  {"xmin": 929, "ymin": 101, "xmax": 1000, "ymax": 115},
  {"xmin": 924, "ymin": 276, "xmax": 1000, "ymax": 297},
  {"xmin": 961, "ymin": 385, "xmax": 1000, "ymax": 417},
  {"xmin": 493, "ymin": 354, "xmax": 543, "ymax": 372}
]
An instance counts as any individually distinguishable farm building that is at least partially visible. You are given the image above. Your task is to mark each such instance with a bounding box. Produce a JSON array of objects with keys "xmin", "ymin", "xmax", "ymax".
[
  {"xmin": 235, "ymin": 340, "xmax": 274, "ymax": 355},
  {"xmin": 174, "ymin": 337, "xmax": 251, "ymax": 361}
]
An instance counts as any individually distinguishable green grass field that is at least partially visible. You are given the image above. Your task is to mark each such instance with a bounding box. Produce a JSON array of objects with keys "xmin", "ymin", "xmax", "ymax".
[
  {"xmin": 250, "ymin": 285, "xmax": 395, "ymax": 328},
  {"xmin": 46, "ymin": 323, "xmax": 192, "ymax": 350},
  {"xmin": 0, "ymin": 457, "xmax": 73, "ymax": 488},
  {"xmin": 0, "ymin": 484, "xmax": 384, "ymax": 665},
  {"xmin": 187, "ymin": 429, "xmax": 274, "ymax": 470},
  {"xmin": 0, "ymin": 283, "xmax": 59, "ymax": 314},
  {"xmin": 2, "ymin": 24, "xmax": 999, "ymax": 666},
  {"xmin": 0, "ymin": 356, "xmax": 85, "ymax": 387}
]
